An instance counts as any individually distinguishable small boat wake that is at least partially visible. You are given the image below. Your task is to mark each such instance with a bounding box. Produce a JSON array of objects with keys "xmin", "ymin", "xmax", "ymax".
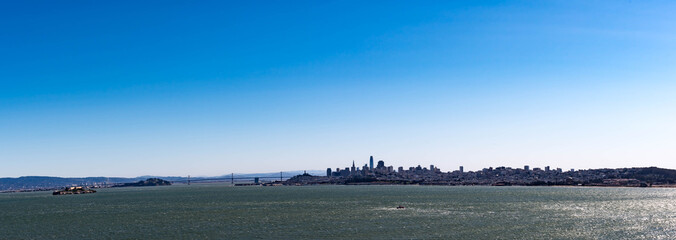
[{"xmin": 373, "ymin": 205, "xmax": 408, "ymax": 211}]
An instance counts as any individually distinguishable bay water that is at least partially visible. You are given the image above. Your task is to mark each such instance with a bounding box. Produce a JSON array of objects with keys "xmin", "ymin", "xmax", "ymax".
[{"xmin": 1, "ymin": 185, "xmax": 675, "ymax": 239}]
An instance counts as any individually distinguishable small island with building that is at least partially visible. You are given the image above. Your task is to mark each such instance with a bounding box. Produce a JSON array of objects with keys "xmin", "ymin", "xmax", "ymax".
[{"xmin": 52, "ymin": 186, "xmax": 96, "ymax": 195}]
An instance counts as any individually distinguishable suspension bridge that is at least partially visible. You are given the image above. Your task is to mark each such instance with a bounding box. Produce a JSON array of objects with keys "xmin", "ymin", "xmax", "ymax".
[{"xmin": 170, "ymin": 172, "xmax": 299, "ymax": 185}]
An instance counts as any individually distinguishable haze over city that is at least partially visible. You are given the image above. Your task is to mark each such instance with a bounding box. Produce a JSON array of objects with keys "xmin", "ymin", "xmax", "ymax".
[{"xmin": 2, "ymin": 1, "xmax": 676, "ymax": 177}]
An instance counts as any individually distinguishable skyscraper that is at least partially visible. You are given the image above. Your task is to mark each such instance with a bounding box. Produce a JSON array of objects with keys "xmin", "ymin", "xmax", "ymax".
[
  {"xmin": 377, "ymin": 160, "xmax": 385, "ymax": 169},
  {"xmin": 369, "ymin": 156, "xmax": 374, "ymax": 170},
  {"xmin": 351, "ymin": 161, "xmax": 356, "ymax": 174}
]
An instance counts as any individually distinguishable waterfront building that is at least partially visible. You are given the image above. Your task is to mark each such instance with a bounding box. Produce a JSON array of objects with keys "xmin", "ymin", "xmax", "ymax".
[
  {"xmin": 340, "ymin": 168, "xmax": 350, "ymax": 177},
  {"xmin": 370, "ymin": 156, "xmax": 374, "ymax": 170},
  {"xmin": 327, "ymin": 168, "xmax": 332, "ymax": 177}
]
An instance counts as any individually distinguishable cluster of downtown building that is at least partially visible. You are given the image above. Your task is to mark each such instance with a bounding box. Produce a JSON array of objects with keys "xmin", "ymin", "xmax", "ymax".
[
  {"xmin": 286, "ymin": 156, "xmax": 667, "ymax": 187},
  {"xmin": 327, "ymin": 156, "xmax": 442, "ymax": 178}
]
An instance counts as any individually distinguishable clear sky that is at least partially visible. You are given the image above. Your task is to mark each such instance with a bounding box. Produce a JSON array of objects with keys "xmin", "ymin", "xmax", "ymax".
[{"xmin": 1, "ymin": 1, "xmax": 676, "ymax": 177}]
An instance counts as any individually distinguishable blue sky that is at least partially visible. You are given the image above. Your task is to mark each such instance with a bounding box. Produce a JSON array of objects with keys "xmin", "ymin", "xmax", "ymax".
[{"xmin": 1, "ymin": 1, "xmax": 675, "ymax": 177}]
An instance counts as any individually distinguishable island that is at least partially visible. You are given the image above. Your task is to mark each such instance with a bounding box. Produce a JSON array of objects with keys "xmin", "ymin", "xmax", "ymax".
[
  {"xmin": 113, "ymin": 178, "xmax": 172, "ymax": 187},
  {"xmin": 52, "ymin": 186, "xmax": 96, "ymax": 195}
]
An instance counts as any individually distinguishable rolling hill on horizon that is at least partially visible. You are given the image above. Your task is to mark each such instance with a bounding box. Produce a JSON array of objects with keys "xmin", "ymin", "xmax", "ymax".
[{"xmin": 0, "ymin": 170, "xmax": 326, "ymax": 191}]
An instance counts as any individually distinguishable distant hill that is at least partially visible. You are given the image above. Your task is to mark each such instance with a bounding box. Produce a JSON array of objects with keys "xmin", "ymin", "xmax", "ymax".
[
  {"xmin": 626, "ymin": 167, "xmax": 676, "ymax": 184},
  {"xmin": 0, "ymin": 176, "xmax": 142, "ymax": 191},
  {"xmin": 0, "ymin": 170, "xmax": 325, "ymax": 191}
]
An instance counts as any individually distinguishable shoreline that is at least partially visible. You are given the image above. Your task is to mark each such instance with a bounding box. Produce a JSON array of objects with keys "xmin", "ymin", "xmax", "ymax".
[{"xmin": 4, "ymin": 181, "xmax": 676, "ymax": 194}]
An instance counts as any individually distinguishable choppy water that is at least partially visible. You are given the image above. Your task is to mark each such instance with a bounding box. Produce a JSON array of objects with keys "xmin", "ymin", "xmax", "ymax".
[{"xmin": 1, "ymin": 185, "xmax": 676, "ymax": 239}]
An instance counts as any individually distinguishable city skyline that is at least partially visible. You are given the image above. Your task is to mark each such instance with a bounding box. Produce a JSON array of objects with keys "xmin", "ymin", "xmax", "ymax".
[
  {"xmin": 2, "ymin": 1, "xmax": 676, "ymax": 177},
  {"xmin": 326, "ymin": 156, "xmax": 581, "ymax": 178},
  {"xmin": 290, "ymin": 156, "xmax": 674, "ymax": 188}
]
